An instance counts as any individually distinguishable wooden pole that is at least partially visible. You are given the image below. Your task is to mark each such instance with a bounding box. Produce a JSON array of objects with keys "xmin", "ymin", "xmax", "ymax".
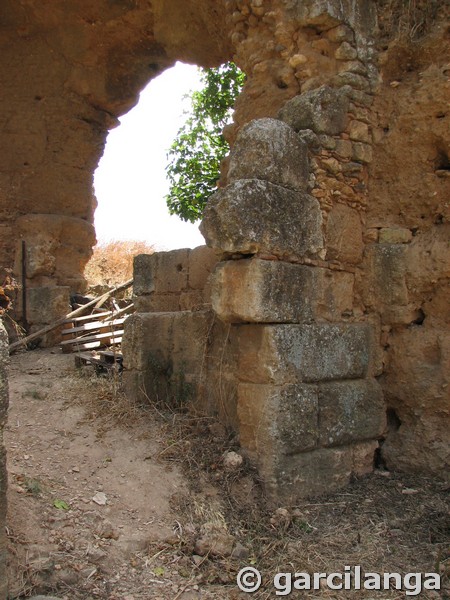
[
  {"xmin": 9, "ymin": 278, "xmax": 133, "ymax": 353},
  {"xmin": 21, "ymin": 240, "xmax": 28, "ymax": 334}
]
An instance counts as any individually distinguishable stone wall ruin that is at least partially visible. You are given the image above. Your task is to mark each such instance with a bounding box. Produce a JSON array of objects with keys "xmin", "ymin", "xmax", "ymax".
[{"xmin": 0, "ymin": 0, "xmax": 449, "ymax": 549}]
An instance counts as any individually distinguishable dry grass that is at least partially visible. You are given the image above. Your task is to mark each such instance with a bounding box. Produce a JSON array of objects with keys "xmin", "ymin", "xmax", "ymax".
[
  {"xmin": 84, "ymin": 240, "xmax": 154, "ymax": 289},
  {"xmin": 25, "ymin": 355, "xmax": 449, "ymax": 599},
  {"xmin": 143, "ymin": 407, "xmax": 450, "ymax": 599},
  {"xmin": 377, "ymin": 0, "xmax": 444, "ymax": 41}
]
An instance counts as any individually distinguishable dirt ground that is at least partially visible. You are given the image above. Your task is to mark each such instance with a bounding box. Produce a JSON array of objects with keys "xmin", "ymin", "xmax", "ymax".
[{"xmin": 5, "ymin": 348, "xmax": 450, "ymax": 599}]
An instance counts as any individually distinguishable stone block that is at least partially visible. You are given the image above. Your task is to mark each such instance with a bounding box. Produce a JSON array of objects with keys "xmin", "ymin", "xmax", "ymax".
[
  {"xmin": 325, "ymin": 24, "xmax": 355, "ymax": 43},
  {"xmin": 378, "ymin": 227, "xmax": 412, "ymax": 244},
  {"xmin": 352, "ymin": 141, "xmax": 373, "ymax": 163},
  {"xmin": 238, "ymin": 383, "xmax": 319, "ymax": 457},
  {"xmin": 27, "ymin": 286, "xmax": 70, "ymax": 325},
  {"xmin": 122, "ymin": 312, "xmax": 175, "ymax": 374},
  {"xmin": 200, "ymin": 179, "xmax": 323, "ymax": 260},
  {"xmin": 188, "ymin": 245, "xmax": 217, "ymax": 290},
  {"xmin": 228, "ymin": 118, "xmax": 309, "ymax": 191},
  {"xmin": 179, "ymin": 290, "xmax": 207, "ymax": 311},
  {"xmin": 0, "ymin": 324, "xmax": 9, "ymax": 599},
  {"xmin": 134, "ymin": 249, "xmax": 189, "ymax": 297},
  {"xmin": 123, "ymin": 310, "xmax": 220, "ymax": 409},
  {"xmin": 15, "ymin": 214, "xmax": 95, "ymax": 282},
  {"xmin": 363, "ymin": 244, "xmax": 409, "ymax": 311},
  {"xmin": 133, "ymin": 254, "xmax": 156, "ymax": 296},
  {"xmin": 326, "ymin": 204, "xmax": 363, "ymax": 264},
  {"xmin": 352, "ymin": 440, "xmax": 378, "ymax": 475},
  {"xmin": 278, "ymin": 86, "xmax": 349, "ymax": 135},
  {"xmin": 171, "ymin": 311, "xmax": 214, "ymax": 377},
  {"xmin": 237, "ymin": 323, "xmax": 373, "ymax": 384},
  {"xmin": 318, "ymin": 379, "xmax": 386, "ymax": 447},
  {"xmin": 333, "ymin": 72, "xmax": 370, "ymax": 92},
  {"xmin": 314, "ymin": 269, "xmax": 355, "ymax": 321},
  {"xmin": 133, "ymin": 293, "xmax": 180, "ymax": 313},
  {"xmin": 202, "ymin": 370, "xmax": 238, "ymax": 430},
  {"xmin": 211, "ymin": 258, "xmax": 354, "ymax": 323},
  {"xmin": 335, "ymin": 139, "xmax": 353, "ymax": 158},
  {"xmin": 259, "ymin": 446, "xmax": 355, "ymax": 503},
  {"xmin": 335, "ymin": 41, "xmax": 357, "ymax": 60},
  {"xmin": 348, "ymin": 120, "xmax": 370, "ymax": 143}
]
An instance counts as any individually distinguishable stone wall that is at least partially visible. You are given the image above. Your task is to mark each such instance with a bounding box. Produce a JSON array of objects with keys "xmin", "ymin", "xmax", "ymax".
[
  {"xmin": 0, "ymin": 0, "xmax": 233, "ymax": 331},
  {"xmin": 1, "ymin": 0, "xmax": 449, "ymax": 503},
  {"xmin": 124, "ymin": 246, "xmax": 239, "ymax": 426},
  {"xmin": 0, "ymin": 323, "xmax": 9, "ymax": 599},
  {"xmin": 361, "ymin": 29, "xmax": 450, "ymax": 475},
  {"xmin": 123, "ymin": 90, "xmax": 389, "ymax": 501}
]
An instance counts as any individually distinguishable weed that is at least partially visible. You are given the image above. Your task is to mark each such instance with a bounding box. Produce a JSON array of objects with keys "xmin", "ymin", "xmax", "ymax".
[
  {"xmin": 24, "ymin": 478, "xmax": 43, "ymax": 497},
  {"xmin": 23, "ymin": 389, "xmax": 45, "ymax": 400}
]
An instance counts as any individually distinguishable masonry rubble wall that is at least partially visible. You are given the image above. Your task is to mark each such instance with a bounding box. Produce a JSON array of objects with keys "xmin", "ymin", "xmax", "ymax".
[
  {"xmin": 0, "ymin": 323, "xmax": 9, "ymax": 599},
  {"xmin": 123, "ymin": 2, "xmax": 449, "ymax": 501},
  {"xmin": 1, "ymin": 0, "xmax": 448, "ymax": 507},
  {"xmin": 124, "ymin": 90, "xmax": 388, "ymax": 502}
]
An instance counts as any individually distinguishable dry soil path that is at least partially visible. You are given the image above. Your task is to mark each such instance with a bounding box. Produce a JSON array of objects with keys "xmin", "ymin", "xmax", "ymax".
[{"xmin": 5, "ymin": 348, "xmax": 225, "ymax": 600}]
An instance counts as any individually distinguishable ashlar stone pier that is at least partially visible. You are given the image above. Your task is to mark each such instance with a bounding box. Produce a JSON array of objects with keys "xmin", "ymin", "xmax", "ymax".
[{"xmin": 124, "ymin": 114, "xmax": 387, "ymax": 503}]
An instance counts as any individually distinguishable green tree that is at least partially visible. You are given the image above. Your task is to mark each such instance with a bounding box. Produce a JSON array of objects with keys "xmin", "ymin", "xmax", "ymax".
[{"xmin": 165, "ymin": 62, "xmax": 245, "ymax": 223}]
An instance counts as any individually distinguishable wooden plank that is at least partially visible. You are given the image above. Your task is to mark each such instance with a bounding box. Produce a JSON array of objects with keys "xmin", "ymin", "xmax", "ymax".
[
  {"xmin": 9, "ymin": 279, "xmax": 133, "ymax": 353},
  {"xmin": 61, "ymin": 329, "xmax": 125, "ymax": 347},
  {"xmin": 63, "ymin": 302, "xmax": 134, "ymax": 325},
  {"xmin": 61, "ymin": 317, "xmax": 127, "ymax": 336},
  {"xmin": 64, "ymin": 310, "xmax": 113, "ymax": 324},
  {"xmin": 70, "ymin": 337, "xmax": 123, "ymax": 352}
]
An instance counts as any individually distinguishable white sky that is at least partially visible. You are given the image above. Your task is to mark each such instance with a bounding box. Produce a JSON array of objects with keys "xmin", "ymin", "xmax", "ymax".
[{"xmin": 93, "ymin": 62, "xmax": 206, "ymax": 251}]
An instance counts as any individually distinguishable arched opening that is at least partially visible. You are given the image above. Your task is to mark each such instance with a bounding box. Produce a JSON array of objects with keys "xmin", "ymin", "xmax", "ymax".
[{"xmin": 93, "ymin": 62, "xmax": 206, "ymax": 253}]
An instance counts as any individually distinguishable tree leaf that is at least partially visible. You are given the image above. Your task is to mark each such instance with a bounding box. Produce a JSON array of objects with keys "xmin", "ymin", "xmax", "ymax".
[
  {"xmin": 53, "ymin": 499, "xmax": 70, "ymax": 510},
  {"xmin": 165, "ymin": 62, "xmax": 245, "ymax": 222}
]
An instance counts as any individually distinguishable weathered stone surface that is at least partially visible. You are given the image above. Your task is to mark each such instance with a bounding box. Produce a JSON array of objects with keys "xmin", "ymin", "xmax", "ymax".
[
  {"xmin": 326, "ymin": 204, "xmax": 363, "ymax": 264},
  {"xmin": 278, "ymin": 86, "xmax": 350, "ymax": 135},
  {"xmin": 211, "ymin": 258, "xmax": 354, "ymax": 323},
  {"xmin": 352, "ymin": 440, "xmax": 379, "ymax": 475},
  {"xmin": 238, "ymin": 323, "xmax": 373, "ymax": 384},
  {"xmin": 123, "ymin": 310, "xmax": 239, "ymax": 419},
  {"xmin": 228, "ymin": 118, "xmax": 309, "ymax": 191},
  {"xmin": 291, "ymin": 0, "xmax": 376, "ymax": 37},
  {"xmin": 27, "ymin": 286, "xmax": 71, "ymax": 325},
  {"xmin": 14, "ymin": 214, "xmax": 95, "ymax": 292},
  {"xmin": 352, "ymin": 141, "xmax": 373, "ymax": 163},
  {"xmin": 238, "ymin": 378, "xmax": 384, "ymax": 479},
  {"xmin": 238, "ymin": 383, "xmax": 319, "ymax": 457},
  {"xmin": 200, "ymin": 180, "xmax": 323, "ymax": 260},
  {"xmin": 132, "ymin": 254, "xmax": 156, "ymax": 297},
  {"xmin": 17, "ymin": 284, "xmax": 71, "ymax": 346},
  {"xmin": 133, "ymin": 249, "xmax": 189, "ymax": 296},
  {"xmin": 348, "ymin": 119, "xmax": 370, "ymax": 142},
  {"xmin": 188, "ymin": 245, "xmax": 217, "ymax": 290},
  {"xmin": 123, "ymin": 312, "xmax": 172, "ymax": 370},
  {"xmin": 194, "ymin": 522, "xmax": 235, "ymax": 557},
  {"xmin": 259, "ymin": 446, "xmax": 356, "ymax": 503},
  {"xmin": 133, "ymin": 246, "xmax": 216, "ymax": 312},
  {"xmin": 318, "ymin": 379, "xmax": 386, "ymax": 447},
  {"xmin": 378, "ymin": 227, "xmax": 412, "ymax": 244},
  {"xmin": 335, "ymin": 41, "xmax": 357, "ymax": 60},
  {"xmin": 363, "ymin": 244, "xmax": 409, "ymax": 322},
  {"xmin": 381, "ymin": 326, "xmax": 450, "ymax": 478},
  {"xmin": 134, "ymin": 293, "xmax": 181, "ymax": 314},
  {"xmin": 0, "ymin": 324, "xmax": 8, "ymax": 600}
]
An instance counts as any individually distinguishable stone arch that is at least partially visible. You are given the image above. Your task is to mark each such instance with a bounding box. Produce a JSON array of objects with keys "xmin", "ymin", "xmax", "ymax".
[{"xmin": 1, "ymin": 0, "xmax": 449, "ymax": 505}]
